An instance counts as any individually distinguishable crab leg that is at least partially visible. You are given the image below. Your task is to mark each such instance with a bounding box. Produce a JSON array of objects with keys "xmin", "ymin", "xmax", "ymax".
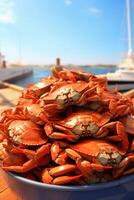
[
  {"xmin": 130, "ymin": 139, "xmax": 134, "ymax": 151},
  {"xmin": 95, "ymin": 121, "xmax": 129, "ymax": 152},
  {"xmin": 50, "ymin": 141, "xmax": 69, "ymax": 165},
  {"xmin": 108, "ymin": 100, "xmax": 117, "ymax": 115},
  {"xmin": 66, "ymin": 148, "xmax": 112, "ymax": 183},
  {"xmin": 42, "ymin": 164, "xmax": 81, "ymax": 185},
  {"xmin": 66, "ymin": 148, "xmax": 112, "ymax": 171},
  {"xmin": 53, "ymin": 175, "xmax": 82, "ymax": 185},
  {"xmin": 39, "ymin": 112, "xmax": 49, "ymax": 123},
  {"xmin": 75, "ymin": 159, "xmax": 91, "ymax": 183},
  {"xmin": 76, "ymin": 159, "xmax": 111, "ymax": 183},
  {"xmin": 120, "ymin": 115, "xmax": 134, "ymax": 135},
  {"xmin": 3, "ymin": 155, "xmax": 50, "ymax": 173},
  {"xmin": 113, "ymin": 153, "xmax": 134, "ymax": 178},
  {"xmin": 2, "ymin": 144, "xmax": 51, "ymax": 173},
  {"xmin": 123, "ymin": 168, "xmax": 134, "ymax": 176},
  {"xmin": 44, "ymin": 123, "xmax": 78, "ymax": 141},
  {"xmin": 43, "ymin": 104, "xmax": 63, "ymax": 116},
  {"xmin": 85, "ymin": 95, "xmax": 100, "ymax": 102},
  {"xmin": 114, "ymin": 105, "xmax": 129, "ymax": 118},
  {"xmin": 12, "ymin": 143, "xmax": 51, "ymax": 158},
  {"xmin": 58, "ymin": 70, "xmax": 77, "ymax": 82},
  {"xmin": 78, "ymin": 86, "xmax": 97, "ymax": 105}
]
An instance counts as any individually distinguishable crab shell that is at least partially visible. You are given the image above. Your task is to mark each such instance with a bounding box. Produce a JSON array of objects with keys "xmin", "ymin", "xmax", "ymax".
[
  {"xmin": 52, "ymin": 67, "xmax": 95, "ymax": 82},
  {"xmin": 8, "ymin": 120, "xmax": 48, "ymax": 146},
  {"xmin": 40, "ymin": 82, "xmax": 93, "ymax": 110},
  {"xmin": 56, "ymin": 111, "xmax": 111, "ymax": 137},
  {"xmin": 15, "ymin": 99, "xmax": 48, "ymax": 125},
  {"xmin": 22, "ymin": 77, "xmax": 57, "ymax": 99},
  {"xmin": 69, "ymin": 70, "xmax": 96, "ymax": 82},
  {"xmin": 70, "ymin": 139, "xmax": 125, "ymax": 167},
  {"xmin": 24, "ymin": 104, "xmax": 46, "ymax": 125}
]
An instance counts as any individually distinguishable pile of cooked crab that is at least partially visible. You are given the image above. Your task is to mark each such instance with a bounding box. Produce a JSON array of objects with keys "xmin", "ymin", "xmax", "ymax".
[{"xmin": 0, "ymin": 66, "xmax": 134, "ymax": 185}]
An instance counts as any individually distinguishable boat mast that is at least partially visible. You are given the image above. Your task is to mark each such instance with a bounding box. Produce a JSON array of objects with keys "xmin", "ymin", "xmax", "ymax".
[
  {"xmin": 127, "ymin": 0, "xmax": 133, "ymax": 56},
  {"xmin": 118, "ymin": 0, "xmax": 134, "ymax": 69}
]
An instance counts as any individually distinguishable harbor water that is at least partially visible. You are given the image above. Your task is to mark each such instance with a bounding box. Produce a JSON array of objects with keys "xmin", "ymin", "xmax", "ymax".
[{"xmin": 11, "ymin": 67, "xmax": 116, "ymax": 87}]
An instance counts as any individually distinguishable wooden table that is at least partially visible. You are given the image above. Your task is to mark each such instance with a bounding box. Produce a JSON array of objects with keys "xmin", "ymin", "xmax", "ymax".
[
  {"xmin": 0, "ymin": 82, "xmax": 22, "ymax": 114},
  {"xmin": 0, "ymin": 169, "xmax": 21, "ymax": 200}
]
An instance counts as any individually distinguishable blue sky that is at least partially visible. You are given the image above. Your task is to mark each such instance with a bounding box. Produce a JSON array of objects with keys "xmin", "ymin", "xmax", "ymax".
[{"xmin": 0, "ymin": 0, "xmax": 133, "ymax": 65}]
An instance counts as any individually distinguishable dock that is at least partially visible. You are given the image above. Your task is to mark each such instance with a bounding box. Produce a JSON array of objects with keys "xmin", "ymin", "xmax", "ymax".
[
  {"xmin": 0, "ymin": 67, "xmax": 33, "ymax": 82},
  {"xmin": 0, "ymin": 82, "xmax": 23, "ymax": 114}
]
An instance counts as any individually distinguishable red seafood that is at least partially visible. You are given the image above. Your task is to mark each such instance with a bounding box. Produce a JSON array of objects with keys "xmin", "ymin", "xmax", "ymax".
[{"xmin": 44, "ymin": 111, "xmax": 129, "ymax": 151}]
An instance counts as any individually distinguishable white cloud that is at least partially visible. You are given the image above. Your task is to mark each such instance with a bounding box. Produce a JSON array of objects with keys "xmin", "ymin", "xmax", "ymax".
[
  {"xmin": 65, "ymin": 0, "xmax": 72, "ymax": 6},
  {"xmin": 85, "ymin": 7, "xmax": 102, "ymax": 17},
  {"xmin": 0, "ymin": 0, "xmax": 15, "ymax": 24}
]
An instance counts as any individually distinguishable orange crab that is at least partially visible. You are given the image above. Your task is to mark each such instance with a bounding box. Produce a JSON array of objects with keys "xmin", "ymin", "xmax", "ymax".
[
  {"xmin": 42, "ymin": 139, "xmax": 124, "ymax": 184},
  {"xmin": 120, "ymin": 115, "xmax": 134, "ymax": 135},
  {"xmin": 0, "ymin": 107, "xmax": 48, "ymax": 146},
  {"xmin": 51, "ymin": 66, "xmax": 108, "ymax": 87},
  {"xmin": 44, "ymin": 111, "xmax": 110, "ymax": 140},
  {"xmin": 0, "ymin": 67, "xmax": 134, "ymax": 186},
  {"xmin": 51, "ymin": 66, "xmax": 95, "ymax": 82},
  {"xmin": 44, "ymin": 111, "xmax": 129, "ymax": 151},
  {"xmin": 0, "ymin": 118, "xmax": 48, "ymax": 146},
  {"xmin": 66, "ymin": 139, "xmax": 125, "ymax": 183},
  {"xmin": 40, "ymin": 81, "xmax": 99, "ymax": 116},
  {"xmin": 12, "ymin": 102, "xmax": 49, "ymax": 125},
  {"xmin": 40, "ymin": 80, "xmax": 133, "ymax": 119},
  {"xmin": 22, "ymin": 76, "xmax": 57, "ymax": 100},
  {"xmin": 0, "ymin": 134, "xmax": 28, "ymax": 168},
  {"xmin": 88, "ymin": 86, "xmax": 133, "ymax": 118},
  {"xmin": 0, "ymin": 130, "xmax": 50, "ymax": 173},
  {"xmin": 1, "ymin": 139, "xmax": 51, "ymax": 173},
  {"xmin": 112, "ymin": 152, "xmax": 134, "ymax": 179},
  {"xmin": 42, "ymin": 164, "xmax": 82, "ymax": 185}
]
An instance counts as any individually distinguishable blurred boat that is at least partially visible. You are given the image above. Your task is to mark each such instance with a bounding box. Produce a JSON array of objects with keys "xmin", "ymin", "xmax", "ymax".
[{"xmin": 100, "ymin": 0, "xmax": 134, "ymax": 91}]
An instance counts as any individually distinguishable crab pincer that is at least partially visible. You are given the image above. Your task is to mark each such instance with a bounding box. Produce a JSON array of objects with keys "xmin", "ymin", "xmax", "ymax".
[
  {"xmin": 2, "ymin": 143, "xmax": 51, "ymax": 173},
  {"xmin": 42, "ymin": 164, "xmax": 81, "ymax": 185}
]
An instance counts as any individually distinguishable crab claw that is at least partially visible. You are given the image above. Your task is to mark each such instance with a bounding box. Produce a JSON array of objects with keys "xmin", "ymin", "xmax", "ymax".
[
  {"xmin": 8, "ymin": 120, "xmax": 48, "ymax": 146},
  {"xmin": 95, "ymin": 121, "xmax": 129, "ymax": 152},
  {"xmin": 42, "ymin": 164, "xmax": 81, "ymax": 185},
  {"xmin": 50, "ymin": 141, "xmax": 69, "ymax": 165},
  {"xmin": 120, "ymin": 115, "xmax": 134, "ymax": 135},
  {"xmin": 24, "ymin": 104, "xmax": 48, "ymax": 125},
  {"xmin": 113, "ymin": 153, "xmax": 134, "ymax": 178},
  {"xmin": 2, "ymin": 143, "xmax": 51, "ymax": 173},
  {"xmin": 76, "ymin": 159, "xmax": 112, "ymax": 183},
  {"xmin": 44, "ymin": 123, "xmax": 79, "ymax": 141}
]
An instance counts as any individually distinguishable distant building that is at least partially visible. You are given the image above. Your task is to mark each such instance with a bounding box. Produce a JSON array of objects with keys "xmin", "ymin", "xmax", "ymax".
[{"xmin": 0, "ymin": 52, "xmax": 6, "ymax": 68}]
